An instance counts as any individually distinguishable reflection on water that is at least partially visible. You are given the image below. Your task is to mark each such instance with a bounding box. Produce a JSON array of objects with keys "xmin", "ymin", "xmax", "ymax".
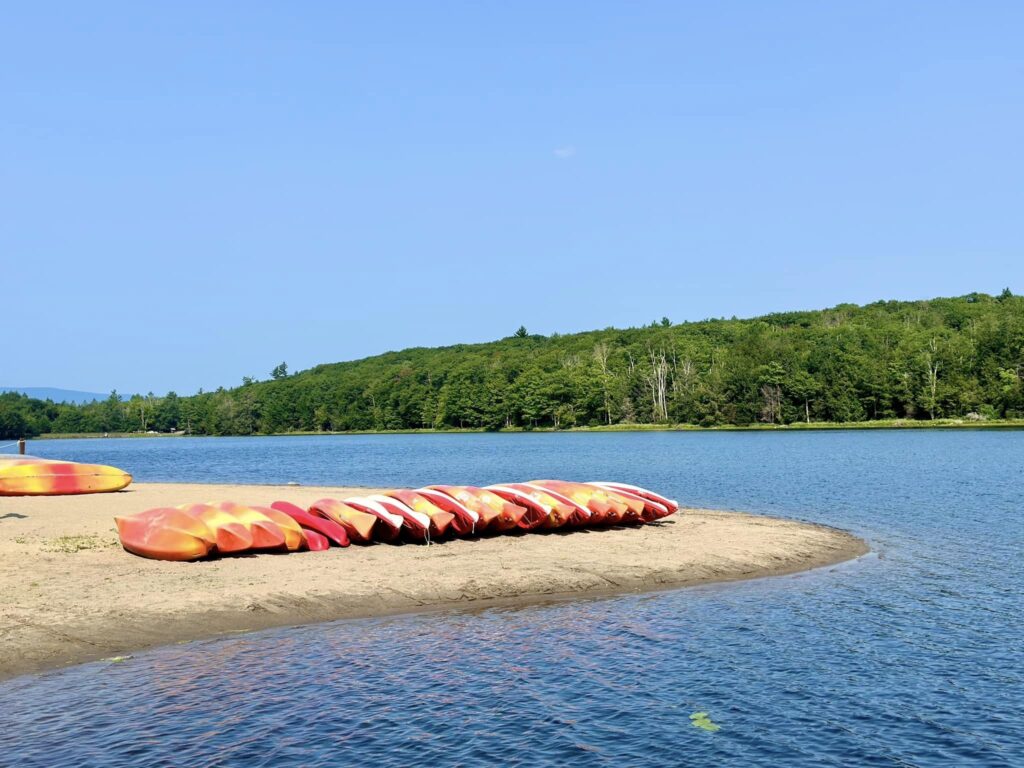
[{"xmin": 4, "ymin": 430, "xmax": 1023, "ymax": 766}]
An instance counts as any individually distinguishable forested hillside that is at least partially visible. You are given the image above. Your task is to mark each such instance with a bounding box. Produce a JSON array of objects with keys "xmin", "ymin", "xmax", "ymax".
[{"xmin": 3, "ymin": 292, "xmax": 1023, "ymax": 439}]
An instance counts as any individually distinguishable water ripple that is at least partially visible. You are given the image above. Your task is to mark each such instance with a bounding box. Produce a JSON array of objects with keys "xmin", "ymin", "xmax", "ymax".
[{"xmin": 3, "ymin": 431, "xmax": 1023, "ymax": 766}]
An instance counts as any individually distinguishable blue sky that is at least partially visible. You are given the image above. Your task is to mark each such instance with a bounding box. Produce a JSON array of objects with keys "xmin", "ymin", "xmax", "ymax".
[{"xmin": 3, "ymin": 2, "xmax": 1022, "ymax": 395}]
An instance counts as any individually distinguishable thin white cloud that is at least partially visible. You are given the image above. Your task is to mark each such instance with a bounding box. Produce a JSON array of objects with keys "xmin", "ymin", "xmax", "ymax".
[{"xmin": 553, "ymin": 145, "xmax": 576, "ymax": 159}]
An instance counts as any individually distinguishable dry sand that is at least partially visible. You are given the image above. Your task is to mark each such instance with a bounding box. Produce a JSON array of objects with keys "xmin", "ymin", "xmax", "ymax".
[{"xmin": 0, "ymin": 483, "xmax": 868, "ymax": 681}]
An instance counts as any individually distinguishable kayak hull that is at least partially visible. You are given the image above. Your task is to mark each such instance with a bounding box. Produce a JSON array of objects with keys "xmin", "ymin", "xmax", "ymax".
[
  {"xmin": 111, "ymin": 478, "xmax": 680, "ymax": 560},
  {"xmin": 270, "ymin": 501, "xmax": 351, "ymax": 547},
  {"xmin": 429, "ymin": 486, "xmax": 529, "ymax": 533},
  {"xmin": 177, "ymin": 503, "xmax": 254, "ymax": 553},
  {"xmin": 0, "ymin": 459, "xmax": 132, "ymax": 496},
  {"xmin": 384, "ymin": 490, "xmax": 457, "ymax": 539},
  {"xmin": 115, "ymin": 508, "xmax": 212, "ymax": 561}
]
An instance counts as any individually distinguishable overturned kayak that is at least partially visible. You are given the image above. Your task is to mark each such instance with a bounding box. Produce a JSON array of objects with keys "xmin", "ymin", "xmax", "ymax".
[
  {"xmin": 309, "ymin": 498, "xmax": 381, "ymax": 543},
  {"xmin": 333, "ymin": 497, "xmax": 404, "ymax": 542},
  {"xmin": 269, "ymin": 501, "xmax": 350, "ymax": 548},
  {"xmin": 216, "ymin": 502, "xmax": 288, "ymax": 551},
  {"xmin": 531, "ymin": 480, "xmax": 641, "ymax": 525},
  {"xmin": 485, "ymin": 484, "xmax": 580, "ymax": 529},
  {"xmin": 302, "ymin": 528, "xmax": 331, "ymax": 551},
  {"xmin": 383, "ymin": 490, "xmax": 457, "ymax": 538},
  {"xmin": 114, "ymin": 479, "xmax": 681, "ymax": 560},
  {"xmin": 587, "ymin": 481, "xmax": 678, "ymax": 520},
  {"xmin": 115, "ymin": 507, "xmax": 213, "ymax": 561},
  {"xmin": 414, "ymin": 488, "xmax": 480, "ymax": 535},
  {"xmin": 366, "ymin": 493, "xmax": 435, "ymax": 541},
  {"xmin": 256, "ymin": 505, "xmax": 309, "ymax": 551},
  {"xmin": 177, "ymin": 502, "xmax": 253, "ymax": 553},
  {"xmin": 427, "ymin": 486, "xmax": 529, "ymax": 533},
  {"xmin": 0, "ymin": 455, "xmax": 132, "ymax": 496}
]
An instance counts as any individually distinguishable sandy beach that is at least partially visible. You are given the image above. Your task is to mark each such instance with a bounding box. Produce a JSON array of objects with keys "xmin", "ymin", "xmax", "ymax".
[{"xmin": 0, "ymin": 483, "xmax": 868, "ymax": 681}]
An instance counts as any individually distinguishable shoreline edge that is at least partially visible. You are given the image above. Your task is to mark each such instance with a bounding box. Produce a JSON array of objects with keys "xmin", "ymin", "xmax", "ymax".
[{"xmin": 0, "ymin": 482, "xmax": 869, "ymax": 682}]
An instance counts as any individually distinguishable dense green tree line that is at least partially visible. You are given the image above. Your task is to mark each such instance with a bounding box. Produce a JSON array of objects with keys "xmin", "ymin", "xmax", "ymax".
[{"xmin": 2, "ymin": 292, "xmax": 1023, "ymax": 440}]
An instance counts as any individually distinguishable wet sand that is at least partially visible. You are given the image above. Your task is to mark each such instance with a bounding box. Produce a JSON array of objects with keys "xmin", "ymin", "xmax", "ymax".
[{"xmin": 0, "ymin": 483, "xmax": 868, "ymax": 681}]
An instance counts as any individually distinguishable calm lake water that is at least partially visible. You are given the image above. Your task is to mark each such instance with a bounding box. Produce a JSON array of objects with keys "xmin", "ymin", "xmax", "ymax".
[{"xmin": 3, "ymin": 431, "xmax": 1022, "ymax": 766}]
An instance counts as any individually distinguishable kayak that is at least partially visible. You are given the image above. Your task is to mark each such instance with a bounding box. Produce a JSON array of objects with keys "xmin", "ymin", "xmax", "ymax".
[
  {"xmin": 308, "ymin": 498, "xmax": 379, "ymax": 543},
  {"xmin": 586, "ymin": 485, "xmax": 648, "ymax": 521},
  {"xmin": 586, "ymin": 481, "xmax": 678, "ymax": 520},
  {"xmin": 269, "ymin": 501, "xmax": 350, "ymax": 548},
  {"xmin": 0, "ymin": 455, "xmax": 131, "ymax": 496},
  {"xmin": 335, "ymin": 497, "xmax": 404, "ymax": 543},
  {"xmin": 365, "ymin": 494, "xmax": 434, "ymax": 541},
  {"xmin": 585, "ymin": 486, "xmax": 664, "ymax": 521},
  {"xmin": 115, "ymin": 507, "xmax": 213, "ymax": 561},
  {"xmin": 414, "ymin": 488, "xmax": 480, "ymax": 535},
  {"xmin": 511, "ymin": 483, "xmax": 594, "ymax": 526},
  {"xmin": 257, "ymin": 505, "xmax": 309, "ymax": 551},
  {"xmin": 302, "ymin": 528, "xmax": 331, "ymax": 551},
  {"xmin": 531, "ymin": 480, "xmax": 640, "ymax": 525},
  {"xmin": 216, "ymin": 502, "xmax": 288, "ymax": 550},
  {"xmin": 383, "ymin": 490, "xmax": 457, "ymax": 538},
  {"xmin": 485, "ymin": 484, "xmax": 577, "ymax": 529},
  {"xmin": 177, "ymin": 502, "xmax": 253, "ymax": 554},
  {"xmin": 112, "ymin": 479, "xmax": 681, "ymax": 560},
  {"xmin": 426, "ymin": 486, "xmax": 528, "ymax": 533}
]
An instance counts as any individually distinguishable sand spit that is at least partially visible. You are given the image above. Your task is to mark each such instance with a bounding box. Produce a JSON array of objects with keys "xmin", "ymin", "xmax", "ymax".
[{"xmin": 0, "ymin": 482, "xmax": 868, "ymax": 680}]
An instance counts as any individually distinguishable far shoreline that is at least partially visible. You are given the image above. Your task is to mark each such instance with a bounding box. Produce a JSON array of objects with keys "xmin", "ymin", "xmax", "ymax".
[
  {"xmin": 0, "ymin": 482, "xmax": 868, "ymax": 682},
  {"xmin": 28, "ymin": 417, "xmax": 1024, "ymax": 440}
]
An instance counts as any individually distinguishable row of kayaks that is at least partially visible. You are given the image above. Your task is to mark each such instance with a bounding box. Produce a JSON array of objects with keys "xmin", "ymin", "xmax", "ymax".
[
  {"xmin": 0, "ymin": 456, "xmax": 132, "ymax": 496},
  {"xmin": 115, "ymin": 481, "xmax": 680, "ymax": 561}
]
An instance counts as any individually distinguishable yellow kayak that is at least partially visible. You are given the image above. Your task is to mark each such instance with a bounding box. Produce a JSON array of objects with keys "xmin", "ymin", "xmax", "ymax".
[{"xmin": 0, "ymin": 455, "xmax": 132, "ymax": 496}]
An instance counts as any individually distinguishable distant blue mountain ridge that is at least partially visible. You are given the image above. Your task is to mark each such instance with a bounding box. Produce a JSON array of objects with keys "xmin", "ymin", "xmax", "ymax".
[{"xmin": 0, "ymin": 387, "xmax": 109, "ymax": 404}]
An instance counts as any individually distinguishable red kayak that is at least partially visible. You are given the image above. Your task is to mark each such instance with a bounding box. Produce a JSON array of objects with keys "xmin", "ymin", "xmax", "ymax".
[
  {"xmin": 337, "ymin": 497, "xmax": 404, "ymax": 543},
  {"xmin": 485, "ymin": 484, "xmax": 573, "ymax": 529},
  {"xmin": 586, "ymin": 482, "xmax": 676, "ymax": 520},
  {"xmin": 256, "ymin": 505, "xmax": 307, "ymax": 551},
  {"xmin": 531, "ymin": 480, "xmax": 640, "ymax": 525},
  {"xmin": 217, "ymin": 502, "xmax": 288, "ymax": 550},
  {"xmin": 365, "ymin": 494, "xmax": 435, "ymax": 541},
  {"xmin": 302, "ymin": 529, "xmax": 331, "ymax": 551},
  {"xmin": 309, "ymin": 498, "xmax": 383, "ymax": 544},
  {"xmin": 383, "ymin": 490, "xmax": 457, "ymax": 537},
  {"xmin": 177, "ymin": 502, "xmax": 254, "ymax": 554},
  {"xmin": 427, "ymin": 486, "xmax": 528, "ymax": 533},
  {"xmin": 270, "ymin": 501, "xmax": 351, "ymax": 547},
  {"xmin": 115, "ymin": 507, "xmax": 213, "ymax": 561},
  {"xmin": 414, "ymin": 488, "xmax": 481, "ymax": 535}
]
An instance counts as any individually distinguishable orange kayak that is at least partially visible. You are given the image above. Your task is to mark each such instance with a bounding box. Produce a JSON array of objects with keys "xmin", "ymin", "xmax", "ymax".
[
  {"xmin": 531, "ymin": 480, "xmax": 640, "ymax": 525},
  {"xmin": 414, "ymin": 488, "xmax": 481, "ymax": 535},
  {"xmin": 426, "ymin": 486, "xmax": 528, "ymax": 533},
  {"xmin": 111, "ymin": 479, "xmax": 680, "ymax": 560},
  {"xmin": 383, "ymin": 490, "xmax": 456, "ymax": 538},
  {"xmin": 216, "ymin": 502, "xmax": 288, "ymax": 550},
  {"xmin": 0, "ymin": 456, "xmax": 131, "ymax": 496},
  {"xmin": 115, "ymin": 507, "xmax": 213, "ymax": 561},
  {"xmin": 334, "ymin": 497, "xmax": 405, "ymax": 543},
  {"xmin": 309, "ymin": 498, "xmax": 391, "ymax": 543},
  {"xmin": 487, "ymin": 483, "xmax": 593, "ymax": 532},
  {"xmin": 485, "ymin": 484, "xmax": 577, "ymax": 529},
  {"xmin": 256, "ymin": 505, "xmax": 308, "ymax": 551},
  {"xmin": 586, "ymin": 482, "xmax": 678, "ymax": 520},
  {"xmin": 364, "ymin": 494, "xmax": 434, "ymax": 541},
  {"xmin": 177, "ymin": 502, "xmax": 254, "ymax": 554},
  {"xmin": 268, "ymin": 501, "xmax": 350, "ymax": 548}
]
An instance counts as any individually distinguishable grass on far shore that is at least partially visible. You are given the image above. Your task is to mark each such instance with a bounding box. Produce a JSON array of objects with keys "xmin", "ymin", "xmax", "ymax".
[{"xmin": 30, "ymin": 417, "xmax": 1024, "ymax": 440}]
